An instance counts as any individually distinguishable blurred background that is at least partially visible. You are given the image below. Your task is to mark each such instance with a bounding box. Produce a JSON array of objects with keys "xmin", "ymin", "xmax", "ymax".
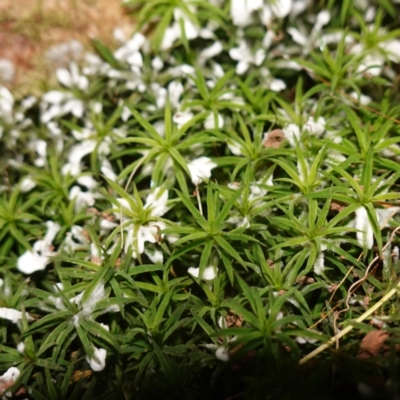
[{"xmin": 0, "ymin": 0, "xmax": 134, "ymax": 97}]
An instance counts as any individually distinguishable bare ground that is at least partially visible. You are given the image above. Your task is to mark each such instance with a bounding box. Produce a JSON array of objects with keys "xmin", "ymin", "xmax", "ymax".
[{"xmin": 0, "ymin": 0, "xmax": 134, "ymax": 97}]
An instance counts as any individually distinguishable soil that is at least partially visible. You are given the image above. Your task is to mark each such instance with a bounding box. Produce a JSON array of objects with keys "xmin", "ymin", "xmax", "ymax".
[{"xmin": 0, "ymin": 0, "xmax": 135, "ymax": 97}]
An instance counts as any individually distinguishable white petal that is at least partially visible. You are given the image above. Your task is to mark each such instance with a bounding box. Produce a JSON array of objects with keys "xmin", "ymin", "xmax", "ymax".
[
  {"xmin": 313, "ymin": 252, "xmax": 325, "ymax": 275},
  {"xmin": 270, "ymin": 79, "xmax": 286, "ymax": 92},
  {"xmin": 56, "ymin": 69, "xmax": 72, "ymax": 87},
  {"xmin": 283, "ymin": 124, "xmax": 301, "ymax": 147},
  {"xmin": 199, "ymin": 41, "xmax": 223, "ymax": 62},
  {"xmin": 236, "ymin": 61, "xmax": 249, "ymax": 75},
  {"xmin": 144, "ymin": 187, "xmax": 169, "ymax": 217},
  {"xmin": 20, "ymin": 177, "xmax": 36, "ymax": 193},
  {"xmin": 304, "ymin": 116, "xmax": 325, "ymax": 136},
  {"xmin": 187, "ymin": 157, "xmax": 217, "ymax": 185},
  {"xmin": 17, "ymin": 250, "xmax": 49, "ymax": 274},
  {"xmin": 202, "ymin": 266, "xmax": 218, "ymax": 281},
  {"xmin": 188, "ymin": 267, "xmax": 200, "ymax": 278},
  {"xmin": 173, "ymin": 111, "xmax": 193, "ymax": 128},
  {"xmin": 77, "ymin": 175, "xmax": 98, "ymax": 190},
  {"xmin": 127, "ymin": 51, "xmax": 143, "ymax": 68},
  {"xmin": 270, "ymin": 0, "xmax": 292, "ymax": 18},
  {"xmin": 168, "ymin": 81, "xmax": 184, "ymax": 109},
  {"xmin": 44, "ymin": 221, "xmax": 61, "ymax": 243},
  {"xmin": 0, "ymin": 308, "xmax": 33, "ymax": 324},
  {"xmin": 287, "ymin": 27, "xmax": 308, "ymax": 47},
  {"xmin": 355, "ymin": 206, "xmax": 374, "ymax": 249},
  {"xmin": 204, "ymin": 113, "xmax": 224, "ymax": 129},
  {"xmin": 42, "ymin": 90, "xmax": 65, "ymax": 104},
  {"xmin": 215, "ymin": 346, "xmax": 230, "ymax": 361},
  {"xmin": 151, "ymin": 56, "xmax": 164, "ymax": 71},
  {"xmin": 86, "ymin": 347, "xmax": 107, "ymax": 372},
  {"xmin": 161, "ymin": 25, "xmax": 179, "ymax": 50}
]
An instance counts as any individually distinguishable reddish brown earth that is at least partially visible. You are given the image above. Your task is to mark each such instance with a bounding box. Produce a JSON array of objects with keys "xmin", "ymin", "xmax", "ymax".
[{"xmin": 0, "ymin": 0, "xmax": 134, "ymax": 97}]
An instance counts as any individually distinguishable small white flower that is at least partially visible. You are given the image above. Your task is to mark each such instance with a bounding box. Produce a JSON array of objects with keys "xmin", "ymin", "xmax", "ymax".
[
  {"xmin": 144, "ymin": 187, "xmax": 169, "ymax": 217},
  {"xmin": 304, "ymin": 116, "xmax": 325, "ymax": 137},
  {"xmin": 20, "ymin": 176, "xmax": 36, "ymax": 193},
  {"xmin": 17, "ymin": 221, "xmax": 61, "ymax": 274},
  {"xmin": 187, "ymin": 157, "xmax": 217, "ymax": 185},
  {"xmin": 229, "ymin": 41, "xmax": 265, "ymax": 75},
  {"xmin": 230, "ymin": 0, "xmax": 263, "ymax": 27},
  {"xmin": 173, "ymin": 111, "xmax": 193, "ymax": 128},
  {"xmin": 86, "ymin": 346, "xmax": 107, "ymax": 372},
  {"xmin": 69, "ymin": 186, "xmax": 96, "ymax": 212}
]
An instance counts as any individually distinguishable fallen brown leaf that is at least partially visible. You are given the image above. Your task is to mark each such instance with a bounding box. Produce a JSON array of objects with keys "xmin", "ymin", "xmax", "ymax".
[
  {"xmin": 330, "ymin": 201, "xmax": 345, "ymax": 212},
  {"xmin": 71, "ymin": 370, "xmax": 93, "ymax": 383},
  {"xmin": 357, "ymin": 330, "xmax": 388, "ymax": 359},
  {"xmin": 262, "ymin": 129, "xmax": 286, "ymax": 149}
]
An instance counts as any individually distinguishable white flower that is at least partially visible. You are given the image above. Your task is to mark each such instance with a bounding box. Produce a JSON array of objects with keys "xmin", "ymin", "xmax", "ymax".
[
  {"xmin": 260, "ymin": 68, "xmax": 286, "ymax": 92},
  {"xmin": 71, "ymin": 282, "xmax": 107, "ymax": 322},
  {"xmin": 230, "ymin": 0, "xmax": 263, "ymax": 27},
  {"xmin": 288, "ymin": 10, "xmax": 331, "ymax": 54},
  {"xmin": 173, "ymin": 111, "xmax": 193, "ymax": 128},
  {"xmin": 261, "ymin": 0, "xmax": 293, "ymax": 26},
  {"xmin": 144, "ymin": 187, "xmax": 169, "ymax": 217},
  {"xmin": 187, "ymin": 157, "xmax": 217, "ymax": 185},
  {"xmin": 160, "ymin": 7, "xmax": 200, "ymax": 50},
  {"xmin": 114, "ymin": 33, "xmax": 146, "ymax": 62},
  {"xmin": 122, "ymin": 188, "xmax": 169, "ymax": 258},
  {"xmin": 229, "ymin": 41, "xmax": 265, "ymax": 75},
  {"xmin": 0, "ymin": 308, "xmax": 33, "ymax": 324},
  {"xmin": 86, "ymin": 346, "xmax": 107, "ymax": 372},
  {"xmin": 69, "ymin": 186, "xmax": 96, "ymax": 212},
  {"xmin": 304, "ymin": 116, "xmax": 326, "ymax": 137},
  {"xmin": 65, "ymin": 225, "xmax": 89, "ymax": 251},
  {"xmin": 188, "ymin": 266, "xmax": 218, "ymax": 281},
  {"xmin": 17, "ymin": 221, "xmax": 61, "ymax": 274},
  {"xmin": 20, "ymin": 176, "xmax": 36, "ymax": 193},
  {"xmin": 56, "ymin": 62, "xmax": 89, "ymax": 91},
  {"xmin": 355, "ymin": 206, "xmax": 373, "ymax": 249}
]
